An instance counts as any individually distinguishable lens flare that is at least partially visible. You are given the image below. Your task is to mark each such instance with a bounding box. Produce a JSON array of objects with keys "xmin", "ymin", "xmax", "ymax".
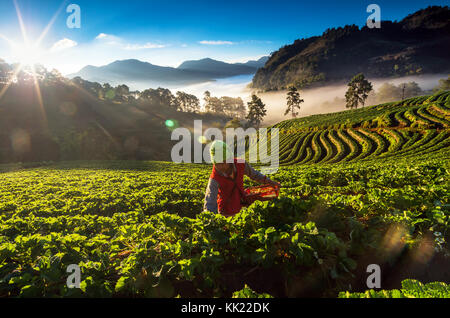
[
  {"xmin": 165, "ymin": 120, "xmax": 175, "ymax": 128},
  {"xmin": 11, "ymin": 129, "xmax": 31, "ymax": 155},
  {"xmin": 197, "ymin": 135, "xmax": 207, "ymax": 144},
  {"xmin": 105, "ymin": 89, "xmax": 116, "ymax": 100},
  {"xmin": 165, "ymin": 119, "xmax": 180, "ymax": 131}
]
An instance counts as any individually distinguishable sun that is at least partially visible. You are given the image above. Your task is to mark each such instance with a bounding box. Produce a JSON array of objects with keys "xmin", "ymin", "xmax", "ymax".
[
  {"xmin": 0, "ymin": 0, "xmax": 64, "ymax": 122},
  {"xmin": 10, "ymin": 41, "xmax": 45, "ymax": 66},
  {"xmin": 2, "ymin": 0, "xmax": 64, "ymax": 68}
]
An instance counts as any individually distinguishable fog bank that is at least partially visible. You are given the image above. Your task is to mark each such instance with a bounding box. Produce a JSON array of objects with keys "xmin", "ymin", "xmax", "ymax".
[{"xmin": 171, "ymin": 73, "xmax": 448, "ymax": 126}]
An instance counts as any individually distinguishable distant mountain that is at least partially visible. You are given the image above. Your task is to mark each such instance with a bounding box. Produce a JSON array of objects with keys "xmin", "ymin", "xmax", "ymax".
[
  {"xmin": 69, "ymin": 59, "xmax": 209, "ymax": 87},
  {"xmin": 236, "ymin": 56, "xmax": 269, "ymax": 68},
  {"xmin": 177, "ymin": 58, "xmax": 256, "ymax": 77},
  {"xmin": 69, "ymin": 56, "xmax": 269, "ymax": 88},
  {"xmin": 251, "ymin": 6, "xmax": 450, "ymax": 90}
]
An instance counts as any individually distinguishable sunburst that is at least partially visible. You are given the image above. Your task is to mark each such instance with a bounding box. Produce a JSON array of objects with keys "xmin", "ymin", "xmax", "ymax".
[{"xmin": 0, "ymin": 0, "xmax": 67, "ymax": 127}]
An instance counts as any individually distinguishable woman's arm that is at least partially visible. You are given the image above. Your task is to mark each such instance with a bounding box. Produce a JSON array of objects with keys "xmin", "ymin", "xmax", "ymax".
[
  {"xmin": 244, "ymin": 162, "xmax": 281, "ymax": 188},
  {"xmin": 203, "ymin": 178, "xmax": 219, "ymax": 213}
]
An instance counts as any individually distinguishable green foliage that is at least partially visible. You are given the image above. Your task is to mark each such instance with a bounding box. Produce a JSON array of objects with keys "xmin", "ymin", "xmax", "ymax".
[
  {"xmin": 246, "ymin": 94, "xmax": 267, "ymax": 128},
  {"xmin": 285, "ymin": 86, "xmax": 304, "ymax": 118},
  {"xmin": 339, "ymin": 279, "xmax": 449, "ymax": 298},
  {"xmin": 0, "ymin": 92, "xmax": 449, "ymax": 298},
  {"xmin": 375, "ymin": 82, "xmax": 423, "ymax": 103},
  {"xmin": 203, "ymin": 91, "xmax": 246, "ymax": 119},
  {"xmin": 0, "ymin": 62, "xmax": 235, "ymax": 164},
  {"xmin": 433, "ymin": 75, "xmax": 450, "ymax": 93},
  {"xmin": 274, "ymin": 91, "xmax": 450, "ymax": 165},
  {"xmin": 345, "ymin": 73, "xmax": 373, "ymax": 109},
  {"xmin": 175, "ymin": 91, "xmax": 200, "ymax": 113},
  {"xmin": 232, "ymin": 284, "xmax": 273, "ymax": 298},
  {"xmin": 0, "ymin": 151, "xmax": 448, "ymax": 298},
  {"xmin": 251, "ymin": 6, "xmax": 450, "ymax": 90}
]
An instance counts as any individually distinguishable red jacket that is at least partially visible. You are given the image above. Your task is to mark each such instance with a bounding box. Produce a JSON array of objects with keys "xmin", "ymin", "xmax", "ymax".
[{"xmin": 210, "ymin": 158, "xmax": 245, "ymax": 216}]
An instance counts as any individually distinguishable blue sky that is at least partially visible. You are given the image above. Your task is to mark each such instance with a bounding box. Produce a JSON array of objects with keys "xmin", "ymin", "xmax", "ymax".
[{"xmin": 0, "ymin": 0, "xmax": 448, "ymax": 74}]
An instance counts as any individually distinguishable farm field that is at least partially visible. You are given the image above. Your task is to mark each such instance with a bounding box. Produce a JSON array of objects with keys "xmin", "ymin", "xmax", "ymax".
[
  {"xmin": 271, "ymin": 91, "xmax": 450, "ymax": 165},
  {"xmin": 0, "ymin": 91, "xmax": 449, "ymax": 298}
]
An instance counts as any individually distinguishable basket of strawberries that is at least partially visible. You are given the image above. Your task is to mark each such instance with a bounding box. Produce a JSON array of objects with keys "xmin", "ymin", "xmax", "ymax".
[{"xmin": 242, "ymin": 184, "xmax": 280, "ymax": 206}]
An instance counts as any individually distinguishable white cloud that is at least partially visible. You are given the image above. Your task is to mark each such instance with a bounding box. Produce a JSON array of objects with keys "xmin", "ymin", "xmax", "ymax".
[
  {"xmin": 95, "ymin": 33, "xmax": 115, "ymax": 40},
  {"xmin": 95, "ymin": 33, "xmax": 165, "ymax": 50},
  {"xmin": 50, "ymin": 38, "xmax": 77, "ymax": 52},
  {"xmin": 95, "ymin": 33, "xmax": 121, "ymax": 45},
  {"xmin": 124, "ymin": 42, "xmax": 166, "ymax": 50},
  {"xmin": 199, "ymin": 40, "xmax": 234, "ymax": 45}
]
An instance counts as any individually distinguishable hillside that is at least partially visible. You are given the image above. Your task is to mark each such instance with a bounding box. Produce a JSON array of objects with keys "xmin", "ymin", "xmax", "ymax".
[
  {"xmin": 177, "ymin": 58, "xmax": 256, "ymax": 78},
  {"xmin": 0, "ymin": 78, "xmax": 231, "ymax": 164},
  {"xmin": 235, "ymin": 56, "xmax": 269, "ymax": 68},
  {"xmin": 0, "ymin": 92, "xmax": 448, "ymax": 297},
  {"xmin": 251, "ymin": 6, "xmax": 450, "ymax": 90},
  {"xmin": 251, "ymin": 90, "xmax": 450, "ymax": 165},
  {"xmin": 71, "ymin": 59, "xmax": 211, "ymax": 86},
  {"xmin": 70, "ymin": 57, "xmax": 268, "ymax": 88}
]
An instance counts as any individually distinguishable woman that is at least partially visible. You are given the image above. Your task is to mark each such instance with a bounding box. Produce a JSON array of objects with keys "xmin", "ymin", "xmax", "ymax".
[{"xmin": 203, "ymin": 140, "xmax": 281, "ymax": 217}]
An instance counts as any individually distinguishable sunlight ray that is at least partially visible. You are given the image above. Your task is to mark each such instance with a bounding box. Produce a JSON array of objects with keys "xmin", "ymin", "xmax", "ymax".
[
  {"xmin": 30, "ymin": 64, "xmax": 48, "ymax": 130},
  {"xmin": 0, "ymin": 64, "xmax": 23, "ymax": 101},
  {"xmin": 0, "ymin": 34, "xmax": 15, "ymax": 47},
  {"xmin": 36, "ymin": 0, "xmax": 68, "ymax": 47},
  {"xmin": 70, "ymin": 80, "xmax": 102, "ymax": 102},
  {"xmin": 13, "ymin": 0, "xmax": 29, "ymax": 45},
  {"xmin": 93, "ymin": 120, "xmax": 119, "ymax": 146}
]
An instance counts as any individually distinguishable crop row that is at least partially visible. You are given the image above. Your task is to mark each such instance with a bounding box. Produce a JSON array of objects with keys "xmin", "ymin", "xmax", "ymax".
[
  {"xmin": 277, "ymin": 128, "xmax": 450, "ymax": 165},
  {"xmin": 274, "ymin": 91, "xmax": 450, "ymax": 132},
  {"xmin": 0, "ymin": 153, "xmax": 448, "ymax": 297}
]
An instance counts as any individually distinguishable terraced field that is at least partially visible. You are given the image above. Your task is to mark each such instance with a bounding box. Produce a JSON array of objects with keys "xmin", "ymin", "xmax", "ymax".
[
  {"xmin": 255, "ymin": 91, "xmax": 450, "ymax": 165},
  {"xmin": 0, "ymin": 91, "xmax": 448, "ymax": 298}
]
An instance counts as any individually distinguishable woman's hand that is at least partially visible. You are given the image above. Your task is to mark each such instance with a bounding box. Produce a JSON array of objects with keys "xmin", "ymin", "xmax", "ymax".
[{"xmin": 267, "ymin": 179, "xmax": 281, "ymax": 188}]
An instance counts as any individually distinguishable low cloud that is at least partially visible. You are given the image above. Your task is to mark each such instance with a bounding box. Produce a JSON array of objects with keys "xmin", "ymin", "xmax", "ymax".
[
  {"xmin": 124, "ymin": 43, "xmax": 166, "ymax": 50},
  {"xmin": 95, "ymin": 33, "xmax": 165, "ymax": 50},
  {"xmin": 95, "ymin": 33, "xmax": 121, "ymax": 45},
  {"xmin": 199, "ymin": 40, "xmax": 234, "ymax": 45},
  {"xmin": 95, "ymin": 33, "xmax": 117, "ymax": 40},
  {"xmin": 171, "ymin": 73, "xmax": 447, "ymax": 126},
  {"xmin": 50, "ymin": 38, "xmax": 77, "ymax": 52},
  {"xmin": 258, "ymin": 74, "xmax": 449, "ymax": 125}
]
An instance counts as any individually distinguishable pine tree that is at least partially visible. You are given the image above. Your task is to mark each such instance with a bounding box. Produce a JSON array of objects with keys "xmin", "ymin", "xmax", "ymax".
[
  {"xmin": 345, "ymin": 73, "xmax": 373, "ymax": 109},
  {"xmin": 203, "ymin": 91, "xmax": 211, "ymax": 112},
  {"xmin": 433, "ymin": 75, "xmax": 450, "ymax": 93},
  {"xmin": 246, "ymin": 94, "xmax": 266, "ymax": 128},
  {"xmin": 285, "ymin": 86, "xmax": 304, "ymax": 117}
]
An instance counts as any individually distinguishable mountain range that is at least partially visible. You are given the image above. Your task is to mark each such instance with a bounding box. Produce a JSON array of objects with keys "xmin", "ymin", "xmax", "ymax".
[
  {"xmin": 251, "ymin": 6, "xmax": 450, "ymax": 90},
  {"xmin": 69, "ymin": 56, "xmax": 268, "ymax": 88},
  {"xmin": 69, "ymin": 6, "xmax": 450, "ymax": 92}
]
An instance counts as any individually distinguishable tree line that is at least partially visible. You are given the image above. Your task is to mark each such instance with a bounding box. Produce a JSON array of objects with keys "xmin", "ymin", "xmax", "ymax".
[
  {"xmin": 280, "ymin": 73, "xmax": 450, "ymax": 120},
  {"xmin": 0, "ymin": 59, "xmax": 251, "ymax": 118},
  {"xmin": 244, "ymin": 73, "xmax": 450, "ymax": 129},
  {"xmin": 73, "ymin": 78, "xmax": 252, "ymax": 119},
  {"xmin": 203, "ymin": 91, "xmax": 246, "ymax": 119}
]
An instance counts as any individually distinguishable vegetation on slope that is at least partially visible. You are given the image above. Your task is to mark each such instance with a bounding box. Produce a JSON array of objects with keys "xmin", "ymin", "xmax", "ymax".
[
  {"xmin": 0, "ymin": 91, "xmax": 448, "ymax": 298},
  {"xmin": 248, "ymin": 91, "xmax": 450, "ymax": 165},
  {"xmin": 251, "ymin": 6, "xmax": 450, "ymax": 90},
  {"xmin": 0, "ymin": 149, "xmax": 448, "ymax": 297}
]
